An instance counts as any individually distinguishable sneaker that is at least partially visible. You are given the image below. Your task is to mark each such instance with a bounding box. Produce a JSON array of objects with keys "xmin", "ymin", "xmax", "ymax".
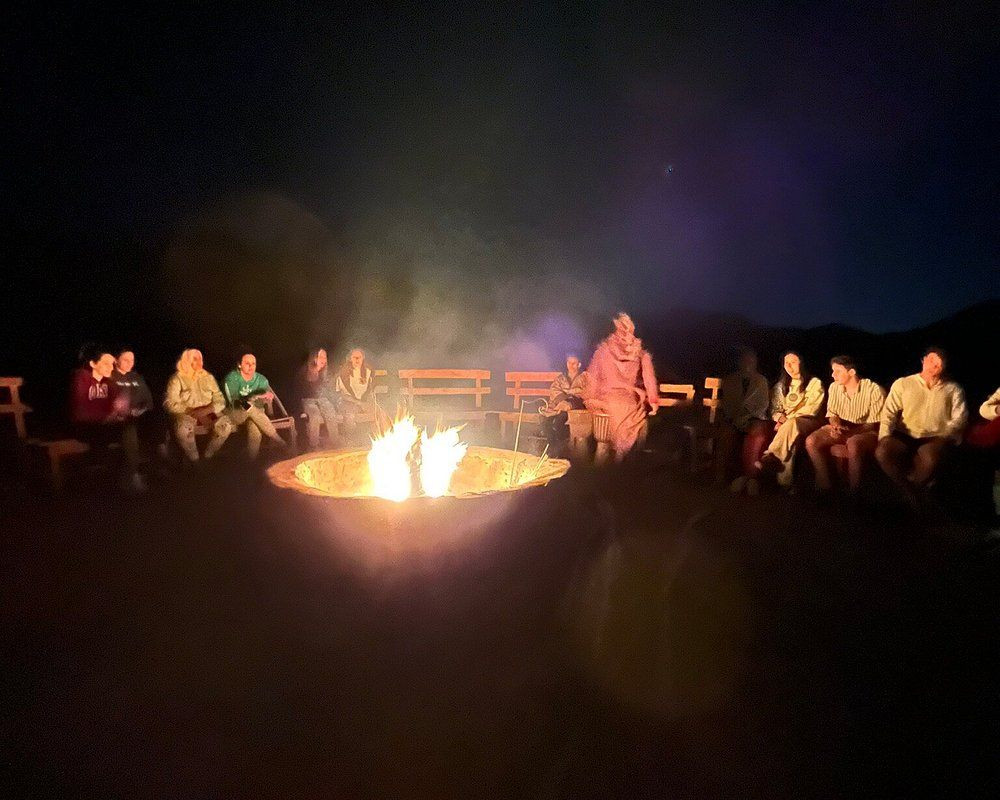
[
  {"xmin": 729, "ymin": 476, "xmax": 748, "ymax": 494},
  {"xmin": 746, "ymin": 478, "xmax": 760, "ymax": 497}
]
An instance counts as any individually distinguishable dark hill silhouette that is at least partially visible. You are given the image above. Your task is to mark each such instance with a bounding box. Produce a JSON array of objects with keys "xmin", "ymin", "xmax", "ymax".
[{"xmin": 643, "ymin": 299, "xmax": 998, "ymax": 408}]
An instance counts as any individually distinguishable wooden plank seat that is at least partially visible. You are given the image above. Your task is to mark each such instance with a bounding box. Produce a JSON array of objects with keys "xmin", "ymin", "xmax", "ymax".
[
  {"xmin": 496, "ymin": 371, "xmax": 560, "ymax": 440},
  {"xmin": 398, "ymin": 369, "xmax": 490, "ymax": 429},
  {"xmin": 0, "ymin": 377, "xmax": 32, "ymax": 439},
  {"xmin": 26, "ymin": 437, "xmax": 91, "ymax": 493}
]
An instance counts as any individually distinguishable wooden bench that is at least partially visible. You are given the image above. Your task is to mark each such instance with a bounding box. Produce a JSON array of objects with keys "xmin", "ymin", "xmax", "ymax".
[
  {"xmin": 28, "ymin": 438, "xmax": 91, "ymax": 492},
  {"xmin": 0, "ymin": 377, "xmax": 32, "ymax": 439},
  {"xmin": 656, "ymin": 377, "xmax": 721, "ymax": 471},
  {"xmin": 398, "ymin": 369, "xmax": 490, "ymax": 429},
  {"xmin": 497, "ymin": 371, "xmax": 560, "ymax": 440}
]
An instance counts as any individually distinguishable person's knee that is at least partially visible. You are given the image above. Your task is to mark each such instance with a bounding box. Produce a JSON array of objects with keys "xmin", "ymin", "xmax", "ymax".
[
  {"xmin": 804, "ymin": 430, "xmax": 823, "ymax": 453},
  {"xmin": 214, "ymin": 418, "xmax": 233, "ymax": 437},
  {"xmin": 875, "ymin": 440, "xmax": 893, "ymax": 465}
]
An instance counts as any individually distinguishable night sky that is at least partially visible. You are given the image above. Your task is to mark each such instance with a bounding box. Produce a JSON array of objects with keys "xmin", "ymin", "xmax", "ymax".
[{"xmin": 4, "ymin": 2, "xmax": 997, "ymax": 339}]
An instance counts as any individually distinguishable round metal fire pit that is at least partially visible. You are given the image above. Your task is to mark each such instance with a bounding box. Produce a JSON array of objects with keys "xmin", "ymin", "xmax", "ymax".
[{"xmin": 266, "ymin": 447, "xmax": 571, "ymax": 558}]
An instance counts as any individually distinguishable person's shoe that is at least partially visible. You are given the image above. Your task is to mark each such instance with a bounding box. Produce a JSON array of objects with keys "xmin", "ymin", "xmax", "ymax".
[
  {"xmin": 746, "ymin": 478, "xmax": 760, "ymax": 497},
  {"xmin": 729, "ymin": 476, "xmax": 748, "ymax": 494}
]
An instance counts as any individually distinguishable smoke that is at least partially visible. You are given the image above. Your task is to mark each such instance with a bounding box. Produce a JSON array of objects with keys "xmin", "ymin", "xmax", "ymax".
[{"xmin": 318, "ymin": 211, "xmax": 617, "ymax": 373}]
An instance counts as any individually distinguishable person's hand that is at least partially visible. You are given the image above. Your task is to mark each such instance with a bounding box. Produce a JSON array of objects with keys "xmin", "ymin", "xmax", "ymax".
[
  {"xmin": 260, "ymin": 390, "xmax": 275, "ymax": 402},
  {"xmin": 777, "ymin": 413, "xmax": 787, "ymax": 425},
  {"xmin": 648, "ymin": 404, "xmax": 658, "ymax": 416}
]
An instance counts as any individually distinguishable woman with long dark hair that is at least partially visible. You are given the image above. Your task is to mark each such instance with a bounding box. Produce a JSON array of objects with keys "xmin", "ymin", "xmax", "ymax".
[
  {"xmin": 755, "ymin": 350, "xmax": 825, "ymax": 489},
  {"xmin": 295, "ymin": 347, "xmax": 340, "ymax": 449}
]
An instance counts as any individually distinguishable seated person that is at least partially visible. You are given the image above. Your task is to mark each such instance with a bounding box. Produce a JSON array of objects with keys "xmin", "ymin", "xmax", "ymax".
[
  {"xmin": 295, "ymin": 347, "xmax": 340, "ymax": 450},
  {"xmin": 540, "ymin": 355, "xmax": 589, "ymax": 454},
  {"xmin": 804, "ymin": 355, "xmax": 885, "ymax": 493},
  {"xmin": 876, "ymin": 347, "xmax": 967, "ymax": 498},
  {"xmin": 966, "ymin": 386, "xmax": 1000, "ymax": 449},
  {"xmin": 222, "ymin": 352, "xmax": 289, "ymax": 460},
  {"xmin": 584, "ymin": 312, "xmax": 658, "ymax": 460},
  {"xmin": 713, "ymin": 348, "xmax": 770, "ymax": 492},
  {"xmin": 163, "ymin": 349, "xmax": 234, "ymax": 462},
  {"xmin": 755, "ymin": 351, "xmax": 825, "ymax": 490},
  {"xmin": 70, "ymin": 346, "xmax": 145, "ymax": 491},
  {"xmin": 335, "ymin": 348, "xmax": 389, "ymax": 437},
  {"xmin": 109, "ymin": 349, "xmax": 154, "ymax": 418}
]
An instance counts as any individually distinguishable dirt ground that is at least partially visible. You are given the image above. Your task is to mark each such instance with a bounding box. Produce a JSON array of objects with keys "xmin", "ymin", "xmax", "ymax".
[{"xmin": 2, "ymin": 454, "xmax": 998, "ymax": 798}]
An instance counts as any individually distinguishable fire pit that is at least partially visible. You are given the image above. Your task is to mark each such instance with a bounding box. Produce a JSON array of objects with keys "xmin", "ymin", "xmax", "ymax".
[
  {"xmin": 267, "ymin": 445, "xmax": 569, "ymax": 499},
  {"xmin": 266, "ymin": 418, "xmax": 570, "ymax": 558}
]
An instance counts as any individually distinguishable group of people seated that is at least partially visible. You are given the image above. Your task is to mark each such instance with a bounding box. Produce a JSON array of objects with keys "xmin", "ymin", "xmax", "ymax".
[
  {"xmin": 713, "ymin": 345, "xmax": 998, "ymax": 504},
  {"xmin": 67, "ymin": 312, "xmax": 999, "ymax": 509},
  {"xmin": 70, "ymin": 344, "xmax": 380, "ymax": 491},
  {"xmin": 533, "ymin": 313, "xmax": 998, "ymax": 510}
]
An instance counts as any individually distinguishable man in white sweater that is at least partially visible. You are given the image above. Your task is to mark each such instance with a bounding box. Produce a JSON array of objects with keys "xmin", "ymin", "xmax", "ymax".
[{"xmin": 876, "ymin": 347, "xmax": 967, "ymax": 492}]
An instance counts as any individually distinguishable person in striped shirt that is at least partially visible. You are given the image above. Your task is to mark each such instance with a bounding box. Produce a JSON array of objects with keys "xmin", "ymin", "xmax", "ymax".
[
  {"xmin": 804, "ymin": 355, "xmax": 885, "ymax": 493},
  {"xmin": 875, "ymin": 347, "xmax": 967, "ymax": 495}
]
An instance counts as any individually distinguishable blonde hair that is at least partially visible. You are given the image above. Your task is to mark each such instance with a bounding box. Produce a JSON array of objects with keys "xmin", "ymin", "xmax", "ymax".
[{"xmin": 176, "ymin": 348, "xmax": 205, "ymax": 377}]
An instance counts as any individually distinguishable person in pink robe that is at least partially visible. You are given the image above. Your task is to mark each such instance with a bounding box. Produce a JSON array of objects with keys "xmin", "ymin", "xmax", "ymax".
[{"xmin": 584, "ymin": 312, "xmax": 659, "ymax": 459}]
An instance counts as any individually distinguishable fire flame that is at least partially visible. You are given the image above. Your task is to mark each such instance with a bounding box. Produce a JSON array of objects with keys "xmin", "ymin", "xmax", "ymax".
[
  {"xmin": 367, "ymin": 416, "xmax": 419, "ymax": 502},
  {"xmin": 367, "ymin": 416, "xmax": 468, "ymax": 501},
  {"xmin": 420, "ymin": 427, "xmax": 468, "ymax": 498}
]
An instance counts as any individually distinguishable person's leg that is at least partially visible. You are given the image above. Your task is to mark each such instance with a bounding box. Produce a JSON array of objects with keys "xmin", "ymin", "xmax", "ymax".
[
  {"xmin": 966, "ymin": 417, "xmax": 1000, "ymax": 449},
  {"xmin": 910, "ymin": 437, "xmax": 948, "ymax": 486},
  {"xmin": 742, "ymin": 420, "xmax": 772, "ymax": 477},
  {"xmin": 246, "ymin": 405, "xmax": 284, "ymax": 448},
  {"xmin": 845, "ymin": 430, "xmax": 878, "ymax": 492},
  {"xmin": 805, "ymin": 424, "xmax": 839, "ymax": 491},
  {"xmin": 173, "ymin": 415, "xmax": 200, "ymax": 462},
  {"xmin": 714, "ymin": 421, "xmax": 737, "ymax": 483},
  {"xmin": 875, "ymin": 434, "xmax": 912, "ymax": 487},
  {"xmin": 303, "ymin": 399, "xmax": 322, "ymax": 449},
  {"xmin": 318, "ymin": 398, "xmax": 342, "ymax": 446},
  {"xmin": 204, "ymin": 416, "xmax": 234, "ymax": 459}
]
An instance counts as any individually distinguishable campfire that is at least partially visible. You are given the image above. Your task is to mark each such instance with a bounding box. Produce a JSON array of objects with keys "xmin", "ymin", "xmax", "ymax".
[{"xmin": 267, "ymin": 416, "xmax": 570, "ymax": 500}]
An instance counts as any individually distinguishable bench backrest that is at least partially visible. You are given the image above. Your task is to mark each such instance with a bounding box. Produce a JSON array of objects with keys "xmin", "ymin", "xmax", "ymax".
[
  {"xmin": 657, "ymin": 383, "xmax": 696, "ymax": 408},
  {"xmin": 398, "ymin": 369, "xmax": 491, "ymax": 409},
  {"xmin": 0, "ymin": 377, "xmax": 31, "ymax": 439},
  {"xmin": 702, "ymin": 377, "xmax": 721, "ymax": 424},
  {"xmin": 505, "ymin": 371, "xmax": 560, "ymax": 410}
]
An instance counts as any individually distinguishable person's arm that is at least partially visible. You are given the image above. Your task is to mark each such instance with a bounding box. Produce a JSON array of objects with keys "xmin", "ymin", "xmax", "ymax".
[
  {"xmin": 163, "ymin": 375, "xmax": 187, "ymax": 415},
  {"xmin": 857, "ymin": 383, "xmax": 886, "ymax": 433},
  {"xmin": 980, "ymin": 387, "xmax": 1000, "ymax": 421},
  {"xmin": 944, "ymin": 384, "xmax": 968, "ymax": 442},
  {"xmin": 208, "ymin": 375, "xmax": 226, "ymax": 415},
  {"xmin": 222, "ymin": 372, "xmax": 238, "ymax": 409},
  {"xmin": 70, "ymin": 372, "xmax": 100, "ymax": 423},
  {"xmin": 879, "ymin": 379, "xmax": 903, "ymax": 439},
  {"xmin": 743, "ymin": 376, "xmax": 769, "ymax": 421},
  {"xmin": 641, "ymin": 352, "xmax": 658, "ymax": 414},
  {"xmin": 770, "ymin": 383, "xmax": 785, "ymax": 422},
  {"xmin": 135, "ymin": 374, "xmax": 154, "ymax": 413},
  {"xmin": 799, "ymin": 377, "xmax": 826, "ymax": 417}
]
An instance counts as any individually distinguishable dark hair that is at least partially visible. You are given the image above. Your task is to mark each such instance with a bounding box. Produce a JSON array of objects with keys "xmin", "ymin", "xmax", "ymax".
[
  {"xmin": 830, "ymin": 354, "xmax": 856, "ymax": 371},
  {"xmin": 921, "ymin": 346, "xmax": 949, "ymax": 378},
  {"xmin": 78, "ymin": 342, "xmax": 111, "ymax": 366},
  {"xmin": 305, "ymin": 346, "xmax": 328, "ymax": 376},
  {"xmin": 922, "ymin": 346, "xmax": 947, "ymax": 363},
  {"xmin": 778, "ymin": 350, "xmax": 813, "ymax": 395}
]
